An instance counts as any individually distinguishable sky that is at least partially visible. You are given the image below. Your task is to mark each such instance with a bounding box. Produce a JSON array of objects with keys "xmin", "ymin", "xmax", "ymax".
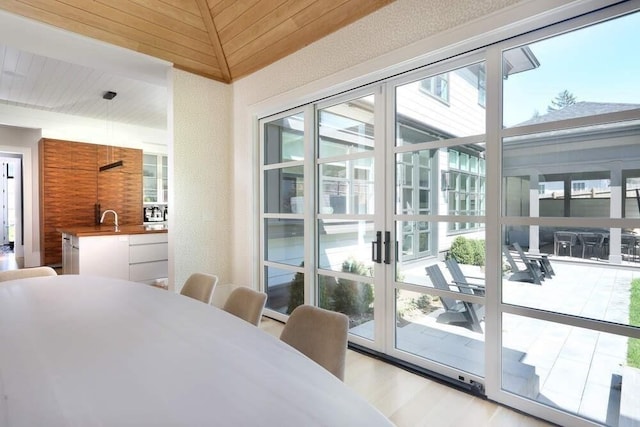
[{"xmin": 502, "ymin": 11, "xmax": 640, "ymax": 127}]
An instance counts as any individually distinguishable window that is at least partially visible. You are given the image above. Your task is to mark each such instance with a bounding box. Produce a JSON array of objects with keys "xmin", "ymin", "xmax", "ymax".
[
  {"xmin": 448, "ymin": 148, "xmax": 485, "ymax": 231},
  {"xmin": 420, "ymin": 73, "xmax": 449, "ymax": 103}
]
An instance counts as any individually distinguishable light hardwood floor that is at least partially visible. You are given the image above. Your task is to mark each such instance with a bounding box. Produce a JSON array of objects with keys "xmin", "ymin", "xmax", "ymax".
[
  {"xmin": 0, "ymin": 252, "xmax": 22, "ymax": 271},
  {"xmin": 259, "ymin": 317, "xmax": 554, "ymax": 427}
]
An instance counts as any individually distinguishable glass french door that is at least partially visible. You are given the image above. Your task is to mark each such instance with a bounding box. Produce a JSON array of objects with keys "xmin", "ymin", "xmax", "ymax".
[
  {"xmin": 260, "ymin": 4, "xmax": 640, "ymax": 426},
  {"xmin": 389, "ymin": 56, "xmax": 489, "ymax": 388},
  {"xmin": 314, "ymin": 90, "xmax": 385, "ymax": 344}
]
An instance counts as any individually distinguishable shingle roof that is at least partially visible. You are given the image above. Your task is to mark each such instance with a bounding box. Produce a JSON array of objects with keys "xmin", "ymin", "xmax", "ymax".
[{"xmin": 515, "ymin": 101, "xmax": 640, "ymax": 126}]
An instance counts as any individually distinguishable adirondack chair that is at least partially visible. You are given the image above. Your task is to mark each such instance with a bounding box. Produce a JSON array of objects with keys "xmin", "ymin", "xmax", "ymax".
[
  {"xmin": 425, "ymin": 265, "xmax": 483, "ymax": 333},
  {"xmin": 512, "ymin": 242, "xmax": 555, "ymax": 277},
  {"xmin": 502, "ymin": 245, "xmax": 544, "ymax": 285},
  {"xmin": 444, "ymin": 258, "xmax": 485, "ymax": 296}
]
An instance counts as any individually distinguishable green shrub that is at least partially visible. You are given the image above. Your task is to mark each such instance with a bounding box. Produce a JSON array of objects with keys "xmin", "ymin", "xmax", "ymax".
[
  {"xmin": 318, "ymin": 274, "xmax": 337, "ymax": 310},
  {"xmin": 287, "ymin": 264, "xmax": 305, "ymax": 315},
  {"xmin": 333, "ymin": 258, "xmax": 373, "ymax": 316},
  {"xmin": 448, "ymin": 236, "xmax": 485, "ymax": 266},
  {"xmin": 287, "ymin": 258, "xmax": 373, "ymax": 318}
]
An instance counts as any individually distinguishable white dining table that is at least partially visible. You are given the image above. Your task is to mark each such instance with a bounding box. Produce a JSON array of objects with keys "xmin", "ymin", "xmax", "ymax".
[{"xmin": 0, "ymin": 275, "xmax": 392, "ymax": 426}]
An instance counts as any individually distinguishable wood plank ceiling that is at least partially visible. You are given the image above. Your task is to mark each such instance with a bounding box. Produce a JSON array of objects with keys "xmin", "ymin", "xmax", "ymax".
[{"xmin": 0, "ymin": 0, "xmax": 395, "ymax": 83}]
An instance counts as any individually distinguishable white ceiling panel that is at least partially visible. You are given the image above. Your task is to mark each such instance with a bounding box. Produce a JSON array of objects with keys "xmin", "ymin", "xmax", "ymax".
[{"xmin": 0, "ymin": 10, "xmax": 171, "ymax": 147}]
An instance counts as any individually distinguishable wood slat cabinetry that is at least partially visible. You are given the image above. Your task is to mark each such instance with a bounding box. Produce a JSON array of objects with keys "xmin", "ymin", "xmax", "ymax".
[
  {"xmin": 39, "ymin": 139, "xmax": 142, "ymax": 266},
  {"xmin": 96, "ymin": 146, "xmax": 143, "ymax": 226}
]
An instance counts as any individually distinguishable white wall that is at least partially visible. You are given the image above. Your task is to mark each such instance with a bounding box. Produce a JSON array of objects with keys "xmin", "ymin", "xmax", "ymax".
[
  {"xmin": 229, "ymin": 0, "xmax": 533, "ymax": 287},
  {"xmin": 171, "ymin": 69, "xmax": 232, "ymax": 299},
  {"xmin": 0, "ymin": 125, "xmax": 42, "ymax": 267}
]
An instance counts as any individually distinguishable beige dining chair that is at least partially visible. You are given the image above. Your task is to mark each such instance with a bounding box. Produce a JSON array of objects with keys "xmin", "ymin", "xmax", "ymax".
[
  {"xmin": 0, "ymin": 266, "xmax": 58, "ymax": 282},
  {"xmin": 222, "ymin": 286, "xmax": 267, "ymax": 326},
  {"xmin": 280, "ymin": 305, "xmax": 349, "ymax": 381},
  {"xmin": 179, "ymin": 273, "xmax": 218, "ymax": 304}
]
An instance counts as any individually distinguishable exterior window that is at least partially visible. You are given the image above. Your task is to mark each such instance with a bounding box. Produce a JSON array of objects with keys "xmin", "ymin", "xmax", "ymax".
[
  {"xmin": 448, "ymin": 149, "xmax": 485, "ymax": 232},
  {"xmin": 572, "ymin": 182, "xmax": 586, "ymax": 192},
  {"xmin": 420, "ymin": 73, "xmax": 449, "ymax": 103}
]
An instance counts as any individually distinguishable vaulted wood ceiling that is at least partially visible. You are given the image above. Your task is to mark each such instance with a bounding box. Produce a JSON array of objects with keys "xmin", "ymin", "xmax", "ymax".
[{"xmin": 0, "ymin": 0, "xmax": 394, "ymax": 83}]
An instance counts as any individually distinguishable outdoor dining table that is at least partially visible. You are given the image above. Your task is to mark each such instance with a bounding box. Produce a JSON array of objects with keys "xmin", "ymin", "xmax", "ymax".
[{"xmin": 0, "ymin": 275, "xmax": 392, "ymax": 426}]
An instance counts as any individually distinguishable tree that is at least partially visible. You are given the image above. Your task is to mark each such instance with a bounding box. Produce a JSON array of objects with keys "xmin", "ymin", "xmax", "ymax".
[{"xmin": 547, "ymin": 90, "xmax": 577, "ymax": 112}]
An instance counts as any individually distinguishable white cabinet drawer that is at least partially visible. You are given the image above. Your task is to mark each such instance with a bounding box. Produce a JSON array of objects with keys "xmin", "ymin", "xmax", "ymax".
[
  {"xmin": 130, "ymin": 261, "xmax": 168, "ymax": 282},
  {"xmin": 130, "ymin": 243, "xmax": 168, "ymax": 263},
  {"xmin": 129, "ymin": 233, "xmax": 168, "ymax": 245}
]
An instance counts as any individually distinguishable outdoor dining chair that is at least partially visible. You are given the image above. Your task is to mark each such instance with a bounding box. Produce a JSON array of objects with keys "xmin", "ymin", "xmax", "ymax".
[
  {"xmin": 578, "ymin": 232, "xmax": 605, "ymax": 259},
  {"xmin": 621, "ymin": 234, "xmax": 638, "ymax": 262},
  {"xmin": 554, "ymin": 231, "xmax": 578, "ymax": 257}
]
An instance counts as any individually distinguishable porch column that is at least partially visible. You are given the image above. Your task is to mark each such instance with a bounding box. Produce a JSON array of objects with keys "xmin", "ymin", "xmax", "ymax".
[
  {"xmin": 609, "ymin": 163, "xmax": 622, "ymax": 264},
  {"xmin": 529, "ymin": 174, "xmax": 540, "ymax": 254}
]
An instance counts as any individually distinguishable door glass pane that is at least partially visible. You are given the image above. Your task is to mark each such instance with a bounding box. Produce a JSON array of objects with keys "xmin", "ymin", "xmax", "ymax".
[
  {"xmin": 396, "ymin": 218, "xmax": 486, "ymax": 378},
  {"xmin": 317, "ymin": 220, "xmax": 375, "ymax": 275},
  {"xmin": 264, "ymin": 219, "xmax": 303, "ymax": 266},
  {"xmin": 316, "ymin": 94, "xmax": 377, "ymax": 341},
  {"xmin": 396, "ymin": 287, "xmax": 484, "ymax": 377},
  {"xmin": 264, "ymin": 166, "xmax": 304, "ymax": 214},
  {"xmin": 396, "ymin": 62, "xmax": 486, "ymax": 147},
  {"xmin": 319, "ymin": 158, "xmax": 374, "ymax": 215},
  {"xmin": 503, "ymin": 12, "xmax": 640, "ymax": 128},
  {"xmin": 264, "ymin": 113, "xmax": 304, "ymax": 164},
  {"xmin": 318, "ymin": 96, "xmax": 374, "ymax": 158},
  {"xmin": 318, "ymin": 273, "xmax": 375, "ymax": 341}
]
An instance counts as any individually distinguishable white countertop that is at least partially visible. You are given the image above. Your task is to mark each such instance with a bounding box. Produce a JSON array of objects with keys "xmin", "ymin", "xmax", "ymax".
[{"xmin": 0, "ymin": 275, "xmax": 391, "ymax": 426}]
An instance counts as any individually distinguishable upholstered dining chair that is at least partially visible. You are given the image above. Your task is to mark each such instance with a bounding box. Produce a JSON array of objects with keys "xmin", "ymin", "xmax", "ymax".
[
  {"xmin": 179, "ymin": 273, "xmax": 218, "ymax": 304},
  {"xmin": 0, "ymin": 266, "xmax": 58, "ymax": 282},
  {"xmin": 222, "ymin": 286, "xmax": 267, "ymax": 326},
  {"xmin": 280, "ymin": 305, "xmax": 349, "ymax": 381}
]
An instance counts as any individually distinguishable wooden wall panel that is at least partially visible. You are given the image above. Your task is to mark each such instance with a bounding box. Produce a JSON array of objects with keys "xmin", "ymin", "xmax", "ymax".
[{"xmin": 40, "ymin": 139, "xmax": 142, "ymax": 266}]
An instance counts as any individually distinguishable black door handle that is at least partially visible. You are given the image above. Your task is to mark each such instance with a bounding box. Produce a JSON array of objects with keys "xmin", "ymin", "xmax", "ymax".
[
  {"xmin": 371, "ymin": 231, "xmax": 382, "ymax": 263},
  {"xmin": 384, "ymin": 231, "xmax": 391, "ymax": 264}
]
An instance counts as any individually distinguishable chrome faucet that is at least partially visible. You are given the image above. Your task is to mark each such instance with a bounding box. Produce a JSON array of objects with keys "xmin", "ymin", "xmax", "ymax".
[{"xmin": 100, "ymin": 209, "xmax": 119, "ymax": 231}]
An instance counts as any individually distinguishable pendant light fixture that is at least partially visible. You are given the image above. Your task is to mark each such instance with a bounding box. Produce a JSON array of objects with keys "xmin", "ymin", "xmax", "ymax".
[{"xmin": 99, "ymin": 90, "xmax": 123, "ymax": 172}]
